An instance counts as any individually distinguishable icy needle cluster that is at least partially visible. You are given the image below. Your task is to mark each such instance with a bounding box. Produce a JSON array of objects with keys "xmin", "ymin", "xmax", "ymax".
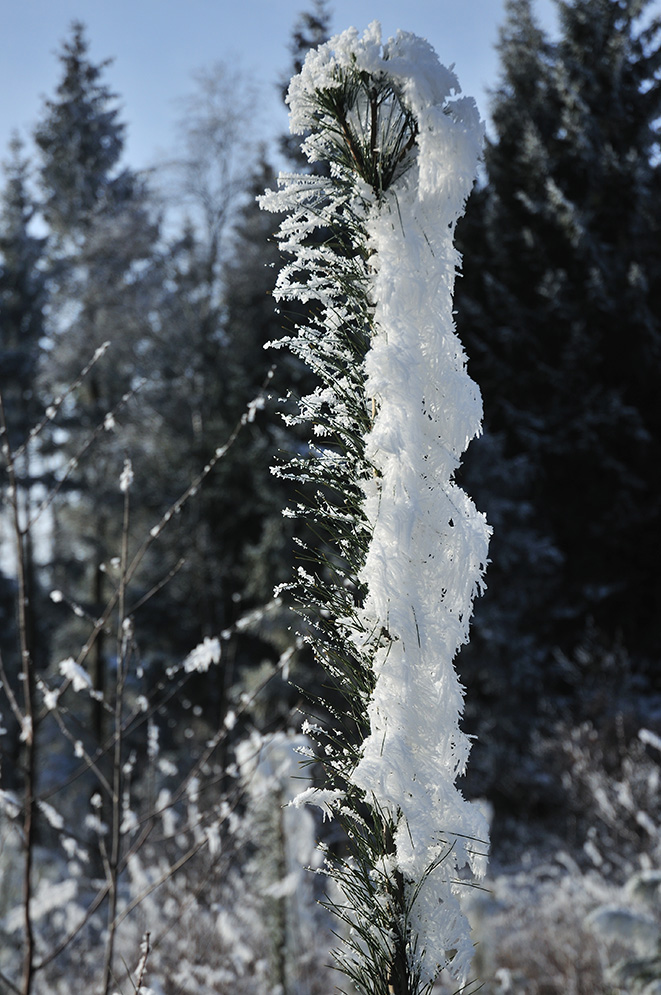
[{"xmin": 262, "ymin": 21, "xmax": 490, "ymax": 989}]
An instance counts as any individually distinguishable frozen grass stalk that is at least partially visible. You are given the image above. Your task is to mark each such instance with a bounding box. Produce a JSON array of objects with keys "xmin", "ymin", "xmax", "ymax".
[{"xmin": 261, "ymin": 21, "xmax": 491, "ymax": 994}]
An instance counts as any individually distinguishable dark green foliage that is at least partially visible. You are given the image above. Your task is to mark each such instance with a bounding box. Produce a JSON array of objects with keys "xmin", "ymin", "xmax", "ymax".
[
  {"xmin": 0, "ymin": 139, "xmax": 52, "ymax": 789},
  {"xmin": 21, "ymin": 17, "xmax": 320, "ymax": 746},
  {"xmin": 0, "ymin": 138, "xmax": 47, "ymax": 453},
  {"xmin": 267, "ymin": 170, "xmax": 376, "ymax": 727},
  {"xmin": 455, "ymin": 0, "xmax": 661, "ymax": 819},
  {"xmin": 301, "ymin": 68, "xmax": 418, "ymax": 196},
  {"xmin": 30, "ymin": 25, "xmax": 179, "ymax": 751}
]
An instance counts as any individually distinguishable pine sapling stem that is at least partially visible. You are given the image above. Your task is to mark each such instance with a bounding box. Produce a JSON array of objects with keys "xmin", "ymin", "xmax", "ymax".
[{"xmin": 262, "ymin": 22, "xmax": 489, "ymax": 993}]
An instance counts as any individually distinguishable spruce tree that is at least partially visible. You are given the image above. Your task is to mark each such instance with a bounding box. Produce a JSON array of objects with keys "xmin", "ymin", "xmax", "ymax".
[
  {"xmin": 34, "ymin": 21, "xmax": 133, "ymax": 240},
  {"xmin": 152, "ymin": 64, "xmax": 274, "ymax": 646},
  {"xmin": 543, "ymin": 0, "xmax": 661, "ymax": 657},
  {"xmin": 144, "ymin": 74, "xmax": 297, "ymax": 715},
  {"xmin": 0, "ymin": 138, "xmax": 47, "ymax": 452},
  {"xmin": 454, "ymin": 0, "xmax": 568, "ymax": 804},
  {"xmin": 506, "ymin": 0, "xmax": 658, "ymax": 650},
  {"xmin": 32, "ymin": 23, "xmax": 164, "ymax": 743},
  {"xmin": 0, "ymin": 137, "xmax": 49, "ymax": 789},
  {"xmin": 455, "ymin": 0, "xmax": 661, "ymax": 810}
]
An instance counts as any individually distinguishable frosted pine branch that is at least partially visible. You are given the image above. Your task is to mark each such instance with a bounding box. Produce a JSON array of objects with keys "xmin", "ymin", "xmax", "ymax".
[{"xmin": 262, "ymin": 20, "xmax": 490, "ymax": 992}]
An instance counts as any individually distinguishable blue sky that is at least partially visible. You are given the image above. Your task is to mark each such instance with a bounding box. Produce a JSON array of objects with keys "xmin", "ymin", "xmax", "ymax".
[{"xmin": 0, "ymin": 0, "xmax": 566, "ymax": 172}]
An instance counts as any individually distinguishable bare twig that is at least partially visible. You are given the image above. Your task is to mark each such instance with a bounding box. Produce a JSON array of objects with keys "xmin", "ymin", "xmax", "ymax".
[
  {"xmin": 3, "ymin": 372, "xmax": 280, "ymax": 990},
  {"xmin": 101, "ymin": 465, "xmax": 132, "ymax": 995}
]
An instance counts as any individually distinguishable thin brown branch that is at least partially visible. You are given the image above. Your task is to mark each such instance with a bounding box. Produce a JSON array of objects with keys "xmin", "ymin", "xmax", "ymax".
[
  {"xmin": 12, "ymin": 341, "xmax": 111, "ymax": 464},
  {"xmin": 28, "ymin": 379, "xmax": 145, "ymax": 530},
  {"xmin": 68, "ymin": 371, "xmax": 274, "ymax": 680},
  {"xmin": 128, "ymin": 557, "xmax": 186, "ymax": 614},
  {"xmin": 0, "ymin": 966, "xmax": 22, "ymax": 995},
  {"xmin": 101, "ymin": 476, "xmax": 132, "ymax": 995},
  {"xmin": 134, "ymin": 933, "xmax": 151, "ymax": 991},
  {"xmin": 0, "ymin": 648, "xmax": 25, "ymax": 729}
]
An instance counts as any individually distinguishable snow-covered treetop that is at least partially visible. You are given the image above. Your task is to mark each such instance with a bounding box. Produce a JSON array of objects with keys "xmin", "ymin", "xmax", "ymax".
[
  {"xmin": 286, "ymin": 20, "xmax": 460, "ymax": 130},
  {"xmin": 285, "ymin": 20, "xmax": 483, "ymax": 199}
]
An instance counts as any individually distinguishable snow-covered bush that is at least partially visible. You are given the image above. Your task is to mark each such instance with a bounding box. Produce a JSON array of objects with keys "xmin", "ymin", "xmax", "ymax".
[
  {"xmin": 454, "ymin": 846, "xmax": 661, "ymax": 995},
  {"xmin": 458, "ymin": 855, "xmax": 607, "ymax": 995},
  {"xmin": 0, "ymin": 358, "xmax": 300, "ymax": 995},
  {"xmin": 236, "ymin": 731, "xmax": 331, "ymax": 995},
  {"xmin": 452, "ymin": 718, "xmax": 661, "ymax": 995},
  {"xmin": 261, "ymin": 22, "xmax": 490, "ymax": 993}
]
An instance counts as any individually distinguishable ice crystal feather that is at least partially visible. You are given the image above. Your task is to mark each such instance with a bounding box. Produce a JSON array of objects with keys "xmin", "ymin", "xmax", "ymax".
[{"xmin": 261, "ymin": 21, "xmax": 490, "ymax": 993}]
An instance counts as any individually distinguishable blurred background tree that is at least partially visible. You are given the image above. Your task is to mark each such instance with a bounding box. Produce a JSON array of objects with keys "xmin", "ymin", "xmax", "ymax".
[
  {"xmin": 0, "ymin": 137, "xmax": 48, "ymax": 789},
  {"xmin": 456, "ymin": 0, "xmax": 661, "ymax": 834}
]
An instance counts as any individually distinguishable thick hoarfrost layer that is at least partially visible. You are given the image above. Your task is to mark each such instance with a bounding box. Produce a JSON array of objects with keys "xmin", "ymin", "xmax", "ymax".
[
  {"xmin": 288, "ymin": 22, "xmax": 461, "ymax": 135},
  {"xmin": 353, "ymin": 109, "xmax": 490, "ymax": 980},
  {"xmin": 267, "ymin": 21, "xmax": 491, "ymax": 986}
]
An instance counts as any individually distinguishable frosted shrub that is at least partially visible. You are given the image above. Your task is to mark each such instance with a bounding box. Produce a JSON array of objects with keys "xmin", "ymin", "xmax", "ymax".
[
  {"xmin": 0, "ymin": 357, "xmax": 289, "ymax": 995},
  {"xmin": 460, "ymin": 857, "xmax": 607, "ymax": 995},
  {"xmin": 236, "ymin": 731, "xmax": 331, "ymax": 995},
  {"xmin": 261, "ymin": 22, "xmax": 490, "ymax": 994},
  {"xmin": 456, "ymin": 716, "xmax": 661, "ymax": 995}
]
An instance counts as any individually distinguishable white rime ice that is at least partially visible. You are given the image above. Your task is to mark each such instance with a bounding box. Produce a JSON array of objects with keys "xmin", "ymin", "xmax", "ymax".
[
  {"xmin": 263, "ymin": 22, "xmax": 491, "ymax": 986},
  {"xmin": 344, "ymin": 28, "xmax": 490, "ymax": 980}
]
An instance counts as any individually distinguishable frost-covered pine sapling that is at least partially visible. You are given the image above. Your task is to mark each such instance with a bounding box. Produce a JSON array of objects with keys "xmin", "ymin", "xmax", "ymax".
[{"xmin": 261, "ymin": 22, "xmax": 491, "ymax": 994}]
